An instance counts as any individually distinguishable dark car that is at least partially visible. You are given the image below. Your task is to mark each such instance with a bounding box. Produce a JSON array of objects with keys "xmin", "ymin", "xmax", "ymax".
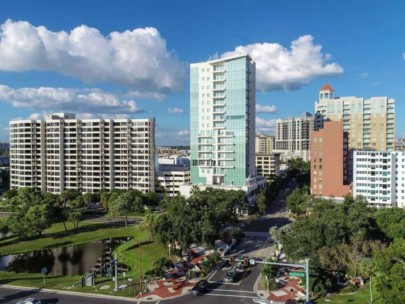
[
  {"xmin": 16, "ymin": 299, "xmax": 42, "ymax": 304},
  {"xmin": 224, "ymin": 267, "xmax": 237, "ymax": 282},
  {"xmin": 191, "ymin": 279, "xmax": 209, "ymax": 296}
]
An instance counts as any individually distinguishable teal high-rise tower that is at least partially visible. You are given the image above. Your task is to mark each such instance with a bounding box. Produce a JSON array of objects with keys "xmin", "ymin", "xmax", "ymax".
[{"xmin": 190, "ymin": 54, "xmax": 256, "ymax": 187}]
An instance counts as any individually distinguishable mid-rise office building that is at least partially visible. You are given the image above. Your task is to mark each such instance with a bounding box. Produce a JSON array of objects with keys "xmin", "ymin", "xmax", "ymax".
[
  {"xmin": 274, "ymin": 112, "xmax": 321, "ymax": 162},
  {"xmin": 353, "ymin": 150, "xmax": 405, "ymax": 208},
  {"xmin": 155, "ymin": 164, "xmax": 191, "ymax": 197},
  {"xmin": 315, "ymin": 83, "xmax": 395, "ymax": 150},
  {"xmin": 256, "ymin": 153, "xmax": 280, "ymax": 180},
  {"xmin": 9, "ymin": 113, "xmax": 155, "ymax": 194},
  {"xmin": 256, "ymin": 134, "xmax": 274, "ymax": 154},
  {"xmin": 190, "ymin": 54, "xmax": 257, "ymax": 188},
  {"xmin": 310, "ymin": 121, "xmax": 351, "ymax": 198}
]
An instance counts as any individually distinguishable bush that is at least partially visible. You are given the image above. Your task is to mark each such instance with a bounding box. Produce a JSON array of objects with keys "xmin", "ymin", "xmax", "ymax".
[
  {"xmin": 341, "ymin": 283, "xmax": 358, "ymax": 293},
  {"xmin": 199, "ymin": 258, "xmax": 214, "ymax": 273},
  {"xmin": 208, "ymin": 251, "xmax": 221, "ymax": 264},
  {"xmin": 229, "ymin": 227, "xmax": 245, "ymax": 244}
]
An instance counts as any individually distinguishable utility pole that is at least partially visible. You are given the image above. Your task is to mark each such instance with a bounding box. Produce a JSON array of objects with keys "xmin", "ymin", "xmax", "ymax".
[
  {"xmin": 305, "ymin": 259, "xmax": 310, "ymax": 304},
  {"xmin": 139, "ymin": 241, "xmax": 143, "ymax": 294},
  {"xmin": 114, "ymin": 254, "xmax": 118, "ymax": 291}
]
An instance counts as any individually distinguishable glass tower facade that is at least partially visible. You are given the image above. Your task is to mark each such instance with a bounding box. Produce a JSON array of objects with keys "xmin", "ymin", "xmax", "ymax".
[{"xmin": 190, "ymin": 54, "xmax": 256, "ymax": 187}]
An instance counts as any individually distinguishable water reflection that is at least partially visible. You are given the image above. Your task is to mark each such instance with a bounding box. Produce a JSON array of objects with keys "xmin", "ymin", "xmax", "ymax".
[{"xmin": 0, "ymin": 242, "xmax": 105, "ymax": 275}]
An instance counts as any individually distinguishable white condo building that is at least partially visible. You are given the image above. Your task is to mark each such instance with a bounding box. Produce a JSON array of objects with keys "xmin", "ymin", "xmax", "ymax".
[
  {"xmin": 9, "ymin": 113, "xmax": 155, "ymax": 194},
  {"xmin": 353, "ymin": 150, "xmax": 405, "ymax": 208}
]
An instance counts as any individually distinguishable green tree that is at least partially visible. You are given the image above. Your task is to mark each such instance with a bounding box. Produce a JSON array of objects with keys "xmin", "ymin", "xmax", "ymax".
[
  {"xmin": 375, "ymin": 207, "xmax": 405, "ymax": 240},
  {"xmin": 262, "ymin": 261, "xmax": 278, "ymax": 291},
  {"xmin": 286, "ymin": 186, "xmax": 309, "ymax": 215},
  {"xmin": 373, "ymin": 238, "xmax": 405, "ymax": 303},
  {"xmin": 68, "ymin": 209, "xmax": 83, "ymax": 231},
  {"xmin": 141, "ymin": 211, "xmax": 157, "ymax": 241},
  {"xmin": 100, "ymin": 191, "xmax": 111, "ymax": 210},
  {"xmin": 108, "ymin": 192, "xmax": 134, "ymax": 226},
  {"xmin": 6, "ymin": 213, "xmax": 29, "ymax": 238},
  {"xmin": 83, "ymin": 193, "xmax": 93, "ymax": 206},
  {"xmin": 256, "ymin": 191, "xmax": 266, "ymax": 215},
  {"xmin": 25, "ymin": 204, "xmax": 53, "ymax": 236}
]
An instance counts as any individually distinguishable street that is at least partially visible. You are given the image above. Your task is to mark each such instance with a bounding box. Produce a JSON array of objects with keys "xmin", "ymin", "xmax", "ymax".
[{"xmin": 0, "ymin": 182, "xmax": 296, "ymax": 304}]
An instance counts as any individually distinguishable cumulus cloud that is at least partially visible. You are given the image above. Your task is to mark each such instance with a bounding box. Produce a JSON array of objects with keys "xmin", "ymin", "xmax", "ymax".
[
  {"xmin": 256, "ymin": 117, "xmax": 277, "ymax": 134},
  {"xmin": 256, "ymin": 104, "xmax": 277, "ymax": 114},
  {"xmin": 127, "ymin": 91, "xmax": 165, "ymax": 101},
  {"xmin": 0, "ymin": 85, "xmax": 143, "ymax": 114},
  {"xmin": 168, "ymin": 107, "xmax": 185, "ymax": 114},
  {"xmin": 177, "ymin": 130, "xmax": 190, "ymax": 136},
  {"xmin": 0, "ymin": 19, "xmax": 187, "ymax": 91},
  {"xmin": 221, "ymin": 35, "xmax": 343, "ymax": 91}
]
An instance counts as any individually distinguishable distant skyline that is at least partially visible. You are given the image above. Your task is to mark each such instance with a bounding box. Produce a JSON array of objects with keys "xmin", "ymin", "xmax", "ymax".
[{"xmin": 0, "ymin": 0, "xmax": 404, "ymax": 145}]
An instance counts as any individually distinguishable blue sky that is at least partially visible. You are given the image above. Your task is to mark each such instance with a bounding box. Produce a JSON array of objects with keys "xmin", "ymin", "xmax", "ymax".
[{"xmin": 0, "ymin": 0, "xmax": 404, "ymax": 145}]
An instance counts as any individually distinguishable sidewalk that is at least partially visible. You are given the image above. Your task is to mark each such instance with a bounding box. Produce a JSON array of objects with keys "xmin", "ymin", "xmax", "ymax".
[
  {"xmin": 256, "ymin": 276, "xmax": 305, "ymax": 303},
  {"xmin": 135, "ymin": 247, "xmax": 211, "ymax": 301}
]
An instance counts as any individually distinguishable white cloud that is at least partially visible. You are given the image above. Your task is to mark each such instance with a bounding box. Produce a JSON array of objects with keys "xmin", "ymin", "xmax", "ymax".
[
  {"xmin": 27, "ymin": 113, "xmax": 42, "ymax": 120},
  {"xmin": 177, "ymin": 130, "xmax": 190, "ymax": 136},
  {"xmin": 127, "ymin": 91, "xmax": 165, "ymax": 101},
  {"xmin": 256, "ymin": 104, "xmax": 277, "ymax": 114},
  {"xmin": 256, "ymin": 117, "xmax": 277, "ymax": 134},
  {"xmin": 168, "ymin": 107, "xmax": 185, "ymax": 114},
  {"xmin": 0, "ymin": 85, "xmax": 143, "ymax": 114},
  {"xmin": 403, "ymin": 53, "xmax": 405, "ymax": 60},
  {"xmin": 221, "ymin": 35, "xmax": 343, "ymax": 91},
  {"xmin": 0, "ymin": 19, "xmax": 187, "ymax": 91},
  {"xmin": 360, "ymin": 72, "xmax": 369, "ymax": 78}
]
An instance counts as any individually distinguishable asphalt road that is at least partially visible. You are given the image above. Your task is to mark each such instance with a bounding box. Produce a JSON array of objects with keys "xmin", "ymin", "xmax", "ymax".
[
  {"xmin": 0, "ymin": 182, "xmax": 296, "ymax": 304},
  {"xmin": 0, "ymin": 287, "xmax": 138, "ymax": 304}
]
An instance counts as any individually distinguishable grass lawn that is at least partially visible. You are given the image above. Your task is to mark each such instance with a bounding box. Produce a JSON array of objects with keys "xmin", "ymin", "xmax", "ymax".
[
  {"xmin": 313, "ymin": 282, "xmax": 382, "ymax": 304},
  {"xmin": 0, "ymin": 221, "xmax": 138, "ymax": 256},
  {"xmin": 0, "ymin": 220, "xmax": 168, "ymax": 296}
]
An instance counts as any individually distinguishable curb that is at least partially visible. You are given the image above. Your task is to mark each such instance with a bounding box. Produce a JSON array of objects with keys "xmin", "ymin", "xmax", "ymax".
[{"xmin": 1, "ymin": 284, "xmax": 136, "ymax": 302}]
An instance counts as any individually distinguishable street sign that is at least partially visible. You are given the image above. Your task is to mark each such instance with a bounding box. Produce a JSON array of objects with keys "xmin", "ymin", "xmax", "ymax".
[{"xmin": 289, "ymin": 271, "xmax": 305, "ymax": 277}]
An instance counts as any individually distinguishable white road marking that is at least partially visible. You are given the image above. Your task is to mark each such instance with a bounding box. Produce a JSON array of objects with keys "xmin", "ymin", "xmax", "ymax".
[
  {"xmin": 205, "ymin": 293, "xmax": 256, "ymax": 299},
  {"xmin": 208, "ymin": 288, "xmax": 255, "ymax": 293}
]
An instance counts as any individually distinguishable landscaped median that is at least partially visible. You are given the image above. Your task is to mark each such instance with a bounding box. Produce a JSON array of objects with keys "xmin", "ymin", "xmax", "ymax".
[{"xmin": 0, "ymin": 219, "xmax": 168, "ymax": 297}]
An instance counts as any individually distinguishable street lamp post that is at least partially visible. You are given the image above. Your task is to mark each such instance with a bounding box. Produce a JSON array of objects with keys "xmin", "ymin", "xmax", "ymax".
[{"xmin": 290, "ymin": 288, "xmax": 294, "ymax": 303}]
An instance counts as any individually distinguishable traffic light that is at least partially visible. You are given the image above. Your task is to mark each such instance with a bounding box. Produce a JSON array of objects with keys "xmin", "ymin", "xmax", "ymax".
[
  {"xmin": 243, "ymin": 257, "xmax": 249, "ymax": 267},
  {"xmin": 229, "ymin": 256, "xmax": 235, "ymax": 265}
]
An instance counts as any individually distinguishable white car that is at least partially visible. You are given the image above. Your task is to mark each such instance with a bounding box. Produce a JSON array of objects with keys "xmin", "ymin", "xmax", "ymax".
[{"xmin": 16, "ymin": 298, "xmax": 42, "ymax": 304}]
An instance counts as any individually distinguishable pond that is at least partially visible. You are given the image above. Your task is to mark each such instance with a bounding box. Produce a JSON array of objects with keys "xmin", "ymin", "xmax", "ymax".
[{"xmin": 0, "ymin": 238, "xmax": 127, "ymax": 276}]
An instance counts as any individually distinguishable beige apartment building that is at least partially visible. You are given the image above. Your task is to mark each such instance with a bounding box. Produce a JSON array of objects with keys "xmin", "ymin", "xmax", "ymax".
[
  {"xmin": 9, "ymin": 113, "xmax": 155, "ymax": 194},
  {"xmin": 255, "ymin": 134, "xmax": 274, "ymax": 154},
  {"xmin": 315, "ymin": 83, "xmax": 395, "ymax": 150}
]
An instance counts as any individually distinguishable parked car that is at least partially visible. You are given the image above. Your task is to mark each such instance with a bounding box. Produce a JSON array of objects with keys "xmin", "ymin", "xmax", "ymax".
[
  {"xmin": 224, "ymin": 267, "xmax": 237, "ymax": 282},
  {"xmin": 191, "ymin": 279, "xmax": 209, "ymax": 296},
  {"xmin": 16, "ymin": 299, "xmax": 42, "ymax": 304}
]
